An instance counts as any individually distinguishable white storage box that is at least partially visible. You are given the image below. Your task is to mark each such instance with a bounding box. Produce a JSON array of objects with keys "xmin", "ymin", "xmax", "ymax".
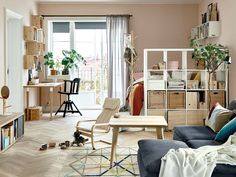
[{"xmin": 147, "ymin": 80, "xmax": 165, "ymax": 90}]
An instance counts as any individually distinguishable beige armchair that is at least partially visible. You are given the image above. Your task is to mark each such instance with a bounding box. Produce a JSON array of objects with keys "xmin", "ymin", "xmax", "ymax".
[{"xmin": 76, "ymin": 97, "xmax": 120, "ymax": 149}]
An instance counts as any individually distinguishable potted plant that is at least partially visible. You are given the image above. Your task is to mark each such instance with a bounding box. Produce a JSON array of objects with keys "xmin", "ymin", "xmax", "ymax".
[
  {"xmin": 61, "ymin": 49, "xmax": 86, "ymax": 75},
  {"xmin": 44, "ymin": 52, "xmax": 58, "ymax": 75},
  {"xmin": 192, "ymin": 43, "xmax": 230, "ymax": 109}
]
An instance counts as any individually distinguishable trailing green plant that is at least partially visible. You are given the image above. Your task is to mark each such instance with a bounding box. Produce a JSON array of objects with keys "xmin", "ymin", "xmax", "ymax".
[
  {"xmin": 61, "ymin": 49, "xmax": 86, "ymax": 74},
  {"xmin": 44, "ymin": 52, "xmax": 55, "ymax": 69}
]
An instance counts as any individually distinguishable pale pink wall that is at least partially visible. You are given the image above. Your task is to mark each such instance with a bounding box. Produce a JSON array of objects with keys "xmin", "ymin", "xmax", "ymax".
[
  {"xmin": 38, "ymin": 3, "xmax": 198, "ymax": 70},
  {"xmin": 0, "ymin": 0, "xmax": 37, "ymax": 111},
  {"xmin": 198, "ymin": 0, "xmax": 236, "ymax": 101}
]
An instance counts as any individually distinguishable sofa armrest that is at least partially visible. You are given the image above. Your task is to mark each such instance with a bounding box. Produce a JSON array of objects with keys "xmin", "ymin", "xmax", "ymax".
[{"xmin": 138, "ymin": 139, "xmax": 188, "ymax": 173}]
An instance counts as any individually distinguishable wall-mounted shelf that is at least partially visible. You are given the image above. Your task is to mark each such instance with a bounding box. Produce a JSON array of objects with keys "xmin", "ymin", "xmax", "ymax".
[
  {"xmin": 23, "ymin": 15, "xmax": 45, "ymax": 70},
  {"xmin": 191, "ymin": 21, "xmax": 220, "ymax": 41}
]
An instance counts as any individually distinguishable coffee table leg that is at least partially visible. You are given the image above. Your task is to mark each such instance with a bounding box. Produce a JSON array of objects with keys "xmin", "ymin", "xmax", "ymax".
[
  {"xmin": 110, "ymin": 127, "xmax": 119, "ymax": 168},
  {"xmin": 156, "ymin": 127, "xmax": 164, "ymax": 139}
]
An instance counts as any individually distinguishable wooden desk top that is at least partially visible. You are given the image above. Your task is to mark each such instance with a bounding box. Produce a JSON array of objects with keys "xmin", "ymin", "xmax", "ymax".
[
  {"xmin": 109, "ymin": 116, "xmax": 168, "ymax": 127},
  {"xmin": 24, "ymin": 82, "xmax": 63, "ymax": 88}
]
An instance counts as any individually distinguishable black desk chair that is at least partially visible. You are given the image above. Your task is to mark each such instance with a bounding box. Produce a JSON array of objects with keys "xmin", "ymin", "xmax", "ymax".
[{"xmin": 55, "ymin": 78, "xmax": 82, "ymax": 117}]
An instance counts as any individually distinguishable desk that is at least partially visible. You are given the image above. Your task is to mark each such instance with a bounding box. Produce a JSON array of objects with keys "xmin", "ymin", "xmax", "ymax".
[
  {"xmin": 109, "ymin": 116, "xmax": 167, "ymax": 168},
  {"xmin": 24, "ymin": 83, "xmax": 63, "ymax": 120}
]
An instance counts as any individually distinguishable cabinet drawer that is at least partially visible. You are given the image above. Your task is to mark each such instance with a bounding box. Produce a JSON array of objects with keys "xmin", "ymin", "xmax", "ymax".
[
  {"xmin": 148, "ymin": 91, "xmax": 166, "ymax": 109},
  {"xmin": 167, "ymin": 111, "xmax": 186, "ymax": 130},
  {"xmin": 167, "ymin": 91, "xmax": 186, "ymax": 109}
]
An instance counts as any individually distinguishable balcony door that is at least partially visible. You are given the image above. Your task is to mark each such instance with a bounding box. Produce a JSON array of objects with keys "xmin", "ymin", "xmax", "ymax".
[{"xmin": 47, "ymin": 18, "xmax": 108, "ymax": 109}]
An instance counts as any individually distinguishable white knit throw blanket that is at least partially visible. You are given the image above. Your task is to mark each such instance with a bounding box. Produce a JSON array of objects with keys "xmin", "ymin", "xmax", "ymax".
[{"xmin": 159, "ymin": 135, "xmax": 236, "ymax": 177}]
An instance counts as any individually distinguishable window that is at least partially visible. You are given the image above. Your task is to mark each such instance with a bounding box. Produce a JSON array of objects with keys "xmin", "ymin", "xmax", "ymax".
[{"xmin": 46, "ymin": 18, "xmax": 108, "ymax": 108}]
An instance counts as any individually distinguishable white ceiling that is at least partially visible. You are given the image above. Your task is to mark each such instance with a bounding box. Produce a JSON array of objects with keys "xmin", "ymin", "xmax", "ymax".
[{"xmin": 36, "ymin": 0, "xmax": 201, "ymax": 4}]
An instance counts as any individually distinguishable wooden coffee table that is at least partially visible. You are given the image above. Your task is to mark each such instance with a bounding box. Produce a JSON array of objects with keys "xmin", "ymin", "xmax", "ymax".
[{"xmin": 109, "ymin": 116, "xmax": 167, "ymax": 167}]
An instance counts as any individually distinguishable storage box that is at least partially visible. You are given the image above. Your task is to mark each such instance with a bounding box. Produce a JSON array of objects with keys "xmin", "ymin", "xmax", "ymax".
[
  {"xmin": 208, "ymin": 91, "xmax": 225, "ymax": 107},
  {"xmin": 25, "ymin": 106, "xmax": 42, "ymax": 121},
  {"xmin": 24, "ymin": 26, "xmax": 37, "ymax": 41},
  {"xmin": 167, "ymin": 91, "xmax": 186, "ymax": 109},
  {"xmin": 187, "ymin": 92, "xmax": 198, "ymax": 109},
  {"xmin": 24, "ymin": 55, "xmax": 36, "ymax": 69},
  {"xmin": 147, "ymin": 80, "xmax": 165, "ymax": 90},
  {"xmin": 148, "ymin": 91, "xmax": 166, "ymax": 109},
  {"xmin": 25, "ymin": 41, "xmax": 39, "ymax": 55},
  {"xmin": 31, "ymin": 15, "xmax": 43, "ymax": 29}
]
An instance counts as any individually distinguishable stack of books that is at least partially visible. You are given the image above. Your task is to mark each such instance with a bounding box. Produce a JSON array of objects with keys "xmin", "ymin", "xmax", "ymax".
[{"xmin": 168, "ymin": 80, "xmax": 185, "ymax": 89}]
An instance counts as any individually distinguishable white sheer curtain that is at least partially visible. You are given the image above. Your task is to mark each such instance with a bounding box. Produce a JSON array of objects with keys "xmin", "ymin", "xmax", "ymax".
[{"xmin": 106, "ymin": 16, "xmax": 129, "ymax": 105}]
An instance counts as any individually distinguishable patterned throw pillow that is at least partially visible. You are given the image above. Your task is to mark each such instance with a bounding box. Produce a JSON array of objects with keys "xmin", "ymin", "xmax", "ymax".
[
  {"xmin": 205, "ymin": 103, "xmax": 234, "ymax": 132},
  {"xmin": 215, "ymin": 117, "xmax": 236, "ymax": 142}
]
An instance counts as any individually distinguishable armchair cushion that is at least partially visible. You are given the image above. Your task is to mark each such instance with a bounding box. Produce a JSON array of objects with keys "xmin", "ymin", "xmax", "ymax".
[{"xmin": 103, "ymin": 98, "xmax": 120, "ymax": 110}]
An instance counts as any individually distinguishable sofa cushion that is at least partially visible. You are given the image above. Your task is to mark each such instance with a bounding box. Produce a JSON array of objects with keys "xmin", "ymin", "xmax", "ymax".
[
  {"xmin": 138, "ymin": 139, "xmax": 188, "ymax": 173},
  {"xmin": 215, "ymin": 117, "xmax": 236, "ymax": 142},
  {"xmin": 206, "ymin": 103, "xmax": 233, "ymax": 132},
  {"xmin": 173, "ymin": 126, "xmax": 216, "ymax": 143},
  {"xmin": 187, "ymin": 139, "xmax": 222, "ymax": 148}
]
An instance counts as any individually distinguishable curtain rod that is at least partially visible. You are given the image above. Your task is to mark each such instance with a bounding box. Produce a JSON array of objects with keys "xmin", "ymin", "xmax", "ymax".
[{"xmin": 42, "ymin": 14, "xmax": 132, "ymax": 17}]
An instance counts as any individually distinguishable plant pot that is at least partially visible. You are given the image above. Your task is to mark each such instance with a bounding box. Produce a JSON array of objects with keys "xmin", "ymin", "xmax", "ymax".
[
  {"xmin": 50, "ymin": 69, "xmax": 58, "ymax": 75},
  {"xmin": 62, "ymin": 69, "xmax": 69, "ymax": 75}
]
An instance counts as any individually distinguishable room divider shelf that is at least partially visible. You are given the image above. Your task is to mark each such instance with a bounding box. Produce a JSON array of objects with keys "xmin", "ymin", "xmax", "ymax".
[{"xmin": 143, "ymin": 48, "xmax": 228, "ymax": 130}]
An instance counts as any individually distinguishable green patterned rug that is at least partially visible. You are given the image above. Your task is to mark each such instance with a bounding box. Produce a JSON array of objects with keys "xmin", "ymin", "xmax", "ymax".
[{"xmin": 60, "ymin": 147, "xmax": 139, "ymax": 177}]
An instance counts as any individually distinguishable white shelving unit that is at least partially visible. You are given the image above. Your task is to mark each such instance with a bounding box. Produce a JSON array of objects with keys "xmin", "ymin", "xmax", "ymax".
[{"xmin": 143, "ymin": 48, "xmax": 228, "ymax": 130}]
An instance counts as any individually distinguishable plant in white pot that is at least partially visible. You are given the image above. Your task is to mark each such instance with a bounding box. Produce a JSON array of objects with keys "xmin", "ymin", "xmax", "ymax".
[
  {"xmin": 44, "ymin": 52, "xmax": 58, "ymax": 75},
  {"xmin": 61, "ymin": 49, "xmax": 86, "ymax": 75},
  {"xmin": 192, "ymin": 43, "xmax": 230, "ymax": 109}
]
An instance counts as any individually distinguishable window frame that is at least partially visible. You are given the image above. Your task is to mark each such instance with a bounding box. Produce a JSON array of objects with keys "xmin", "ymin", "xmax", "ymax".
[{"xmin": 43, "ymin": 17, "xmax": 106, "ymax": 80}]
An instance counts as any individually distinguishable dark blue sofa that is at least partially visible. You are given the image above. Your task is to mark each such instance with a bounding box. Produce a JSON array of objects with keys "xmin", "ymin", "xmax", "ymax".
[{"xmin": 138, "ymin": 125, "xmax": 236, "ymax": 177}]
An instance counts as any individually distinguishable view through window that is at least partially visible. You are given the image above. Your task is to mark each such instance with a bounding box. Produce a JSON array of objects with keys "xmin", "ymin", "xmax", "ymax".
[{"xmin": 47, "ymin": 18, "xmax": 108, "ymax": 109}]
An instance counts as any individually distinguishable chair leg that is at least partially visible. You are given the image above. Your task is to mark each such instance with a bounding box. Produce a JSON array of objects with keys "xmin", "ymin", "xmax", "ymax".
[
  {"xmin": 70, "ymin": 102, "xmax": 74, "ymax": 113},
  {"xmin": 72, "ymin": 102, "xmax": 82, "ymax": 116},
  {"xmin": 63, "ymin": 102, "xmax": 68, "ymax": 117},
  {"xmin": 91, "ymin": 133, "xmax": 95, "ymax": 150},
  {"xmin": 55, "ymin": 101, "xmax": 65, "ymax": 115}
]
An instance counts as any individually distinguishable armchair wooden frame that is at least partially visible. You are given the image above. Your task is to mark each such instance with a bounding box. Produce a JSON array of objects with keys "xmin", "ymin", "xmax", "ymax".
[{"xmin": 76, "ymin": 97, "xmax": 120, "ymax": 149}]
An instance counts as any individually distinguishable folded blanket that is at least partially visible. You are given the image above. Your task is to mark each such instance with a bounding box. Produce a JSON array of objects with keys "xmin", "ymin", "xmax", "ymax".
[{"xmin": 159, "ymin": 135, "xmax": 236, "ymax": 177}]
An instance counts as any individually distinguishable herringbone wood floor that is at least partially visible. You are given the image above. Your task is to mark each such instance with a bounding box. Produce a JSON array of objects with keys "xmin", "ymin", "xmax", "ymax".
[{"xmin": 0, "ymin": 111, "xmax": 172, "ymax": 177}]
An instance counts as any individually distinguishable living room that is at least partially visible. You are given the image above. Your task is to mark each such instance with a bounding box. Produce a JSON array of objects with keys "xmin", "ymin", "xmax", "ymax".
[{"xmin": 0, "ymin": 0, "xmax": 236, "ymax": 177}]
